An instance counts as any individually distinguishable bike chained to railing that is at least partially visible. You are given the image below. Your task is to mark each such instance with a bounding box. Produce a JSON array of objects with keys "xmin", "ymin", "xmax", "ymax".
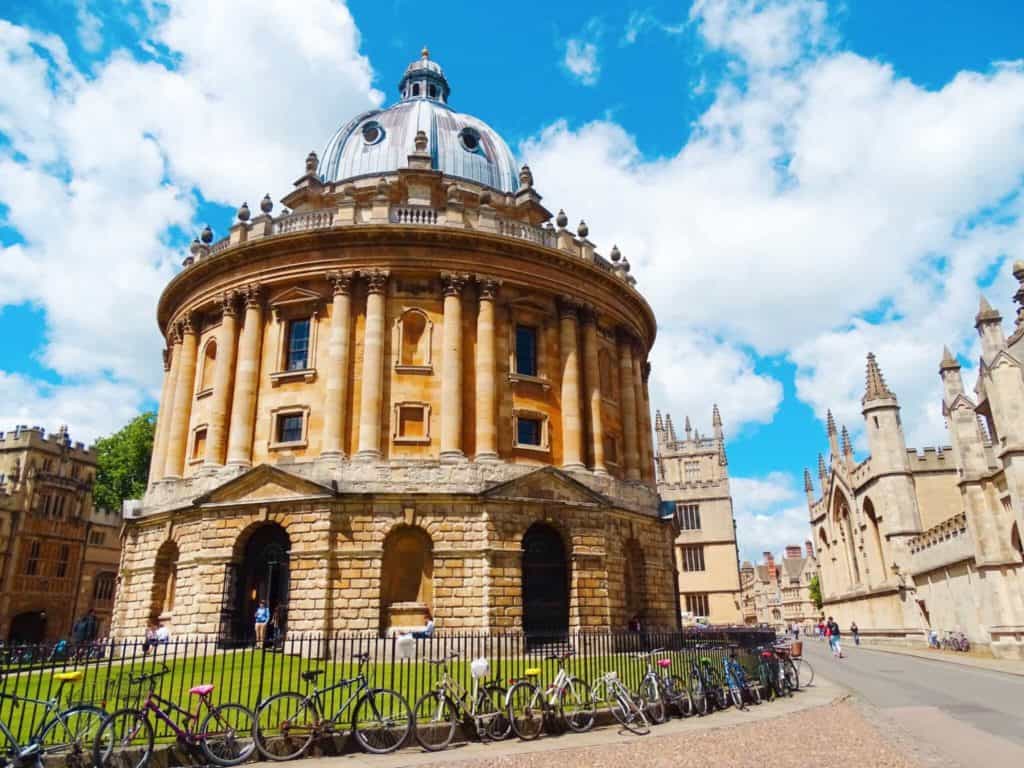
[{"xmin": 0, "ymin": 628, "xmax": 779, "ymax": 765}]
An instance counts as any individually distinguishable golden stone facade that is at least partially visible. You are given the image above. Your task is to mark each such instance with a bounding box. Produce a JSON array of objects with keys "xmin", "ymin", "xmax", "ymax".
[
  {"xmin": 739, "ymin": 546, "xmax": 817, "ymax": 630},
  {"xmin": 807, "ymin": 271, "xmax": 1024, "ymax": 658},
  {"xmin": 0, "ymin": 425, "xmax": 121, "ymax": 642},
  {"xmin": 113, "ymin": 53, "xmax": 678, "ymax": 641}
]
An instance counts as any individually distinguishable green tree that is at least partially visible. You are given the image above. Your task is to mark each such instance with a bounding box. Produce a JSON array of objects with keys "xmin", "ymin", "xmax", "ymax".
[
  {"xmin": 93, "ymin": 412, "xmax": 156, "ymax": 512},
  {"xmin": 809, "ymin": 573, "xmax": 824, "ymax": 610}
]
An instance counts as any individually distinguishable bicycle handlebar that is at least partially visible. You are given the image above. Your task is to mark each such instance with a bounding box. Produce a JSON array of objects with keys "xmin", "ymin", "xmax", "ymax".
[
  {"xmin": 543, "ymin": 650, "xmax": 576, "ymax": 661},
  {"xmin": 129, "ymin": 663, "xmax": 170, "ymax": 686}
]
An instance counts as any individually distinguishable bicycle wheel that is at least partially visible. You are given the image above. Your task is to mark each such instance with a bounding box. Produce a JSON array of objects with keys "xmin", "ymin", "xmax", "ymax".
[
  {"xmin": 353, "ymin": 688, "xmax": 411, "ymax": 754},
  {"xmin": 506, "ymin": 681, "xmax": 543, "ymax": 741},
  {"xmin": 637, "ymin": 675, "xmax": 666, "ymax": 725},
  {"xmin": 747, "ymin": 683, "xmax": 762, "ymax": 705},
  {"xmin": 729, "ymin": 686, "xmax": 744, "ymax": 710},
  {"xmin": 610, "ymin": 687, "xmax": 650, "ymax": 736},
  {"xmin": 664, "ymin": 674, "xmax": 693, "ymax": 717},
  {"xmin": 795, "ymin": 658, "xmax": 814, "ymax": 687},
  {"xmin": 481, "ymin": 684, "xmax": 512, "ymax": 741},
  {"xmin": 559, "ymin": 677, "xmax": 595, "ymax": 733},
  {"xmin": 688, "ymin": 675, "xmax": 709, "ymax": 716},
  {"xmin": 412, "ymin": 691, "xmax": 457, "ymax": 752},
  {"xmin": 255, "ymin": 692, "xmax": 316, "ymax": 761},
  {"xmin": 38, "ymin": 704, "xmax": 105, "ymax": 768},
  {"xmin": 93, "ymin": 708, "xmax": 154, "ymax": 768},
  {"xmin": 199, "ymin": 703, "xmax": 257, "ymax": 766},
  {"xmin": 783, "ymin": 659, "xmax": 799, "ymax": 691}
]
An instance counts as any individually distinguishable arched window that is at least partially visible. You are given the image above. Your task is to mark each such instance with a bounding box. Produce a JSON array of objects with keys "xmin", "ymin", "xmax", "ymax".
[
  {"xmin": 412, "ymin": 83, "xmax": 420, "ymax": 96},
  {"xmin": 598, "ymin": 349, "xmax": 615, "ymax": 400},
  {"xmin": 862, "ymin": 497, "xmax": 887, "ymax": 582},
  {"xmin": 380, "ymin": 526, "xmax": 433, "ymax": 634},
  {"xmin": 199, "ymin": 339, "xmax": 217, "ymax": 392},
  {"xmin": 395, "ymin": 309, "xmax": 432, "ymax": 371},
  {"xmin": 151, "ymin": 540, "xmax": 179, "ymax": 620}
]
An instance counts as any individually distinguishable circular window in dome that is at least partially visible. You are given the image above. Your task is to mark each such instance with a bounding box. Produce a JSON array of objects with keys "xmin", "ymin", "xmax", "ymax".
[
  {"xmin": 361, "ymin": 121, "xmax": 384, "ymax": 145},
  {"xmin": 459, "ymin": 127, "xmax": 482, "ymax": 153}
]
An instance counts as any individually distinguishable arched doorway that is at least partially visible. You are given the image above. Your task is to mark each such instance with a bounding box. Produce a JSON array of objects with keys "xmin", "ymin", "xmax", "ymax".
[
  {"xmin": 150, "ymin": 540, "xmax": 179, "ymax": 621},
  {"xmin": 8, "ymin": 611, "xmax": 47, "ymax": 643},
  {"xmin": 521, "ymin": 523, "xmax": 569, "ymax": 642},
  {"xmin": 221, "ymin": 523, "xmax": 290, "ymax": 646},
  {"xmin": 379, "ymin": 526, "xmax": 433, "ymax": 635}
]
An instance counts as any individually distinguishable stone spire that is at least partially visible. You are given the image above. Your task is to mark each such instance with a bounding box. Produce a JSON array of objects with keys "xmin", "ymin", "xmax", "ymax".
[
  {"xmin": 826, "ymin": 409, "xmax": 836, "ymax": 436},
  {"xmin": 940, "ymin": 346, "xmax": 966, "ymax": 403},
  {"xmin": 817, "ymin": 453, "xmax": 827, "ymax": 484},
  {"xmin": 655, "ymin": 410, "xmax": 664, "ymax": 431},
  {"xmin": 862, "ymin": 352, "xmax": 895, "ymax": 404},
  {"xmin": 939, "ymin": 345, "xmax": 960, "ymax": 371},
  {"xmin": 975, "ymin": 294, "xmax": 1007, "ymax": 361},
  {"xmin": 841, "ymin": 425, "xmax": 852, "ymax": 458},
  {"xmin": 975, "ymin": 294, "xmax": 1002, "ymax": 327},
  {"xmin": 826, "ymin": 408, "xmax": 840, "ymax": 463},
  {"xmin": 666, "ymin": 414, "xmax": 677, "ymax": 442},
  {"xmin": 803, "ymin": 467, "xmax": 814, "ymax": 498},
  {"xmin": 684, "ymin": 415, "xmax": 692, "ymax": 440},
  {"xmin": 1013, "ymin": 261, "xmax": 1024, "ymax": 330},
  {"xmin": 712, "ymin": 404, "xmax": 724, "ymax": 442}
]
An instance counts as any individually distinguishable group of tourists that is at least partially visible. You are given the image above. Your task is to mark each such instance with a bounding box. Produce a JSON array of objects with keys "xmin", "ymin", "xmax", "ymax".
[{"xmin": 814, "ymin": 617, "xmax": 858, "ymax": 658}]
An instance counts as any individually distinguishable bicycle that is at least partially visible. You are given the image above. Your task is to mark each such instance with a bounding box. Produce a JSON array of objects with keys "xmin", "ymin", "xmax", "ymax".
[
  {"xmin": 698, "ymin": 655, "xmax": 728, "ymax": 710},
  {"xmin": 505, "ymin": 650, "xmax": 594, "ymax": 740},
  {"xmin": 630, "ymin": 648, "xmax": 686, "ymax": 724},
  {"xmin": 773, "ymin": 643, "xmax": 800, "ymax": 691},
  {"xmin": 591, "ymin": 671, "xmax": 649, "ymax": 735},
  {"xmin": 0, "ymin": 669, "xmax": 105, "ymax": 768},
  {"xmin": 254, "ymin": 653, "xmax": 411, "ymax": 759},
  {"xmin": 650, "ymin": 653, "xmax": 693, "ymax": 717},
  {"xmin": 722, "ymin": 651, "xmax": 760, "ymax": 709},
  {"xmin": 93, "ymin": 664, "xmax": 255, "ymax": 768},
  {"xmin": 412, "ymin": 652, "xmax": 510, "ymax": 751},
  {"xmin": 755, "ymin": 646, "xmax": 792, "ymax": 700}
]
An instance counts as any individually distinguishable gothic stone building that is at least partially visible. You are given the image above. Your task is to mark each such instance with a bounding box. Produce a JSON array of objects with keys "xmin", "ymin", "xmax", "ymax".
[
  {"xmin": 808, "ymin": 276, "xmax": 1024, "ymax": 658},
  {"xmin": 739, "ymin": 546, "xmax": 817, "ymax": 630},
  {"xmin": 0, "ymin": 426, "xmax": 121, "ymax": 642},
  {"xmin": 655, "ymin": 408, "xmax": 742, "ymax": 625},
  {"xmin": 113, "ymin": 51, "xmax": 679, "ymax": 642}
]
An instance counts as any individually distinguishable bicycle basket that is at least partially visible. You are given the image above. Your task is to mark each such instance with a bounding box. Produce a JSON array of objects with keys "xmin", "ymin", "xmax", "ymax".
[{"xmin": 471, "ymin": 657, "xmax": 490, "ymax": 679}]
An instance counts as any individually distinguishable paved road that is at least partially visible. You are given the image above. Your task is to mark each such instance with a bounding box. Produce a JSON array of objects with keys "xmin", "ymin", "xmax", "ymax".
[{"xmin": 802, "ymin": 637, "xmax": 1024, "ymax": 766}]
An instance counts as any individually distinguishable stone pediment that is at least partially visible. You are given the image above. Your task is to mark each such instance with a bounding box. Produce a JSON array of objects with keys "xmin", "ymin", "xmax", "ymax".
[
  {"xmin": 194, "ymin": 464, "xmax": 335, "ymax": 507},
  {"xmin": 943, "ymin": 392, "xmax": 977, "ymax": 415},
  {"xmin": 482, "ymin": 466, "xmax": 611, "ymax": 506}
]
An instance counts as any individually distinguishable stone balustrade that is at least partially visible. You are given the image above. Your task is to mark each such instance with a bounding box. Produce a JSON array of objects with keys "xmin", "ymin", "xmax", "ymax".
[
  {"xmin": 273, "ymin": 209, "xmax": 336, "ymax": 234},
  {"xmin": 390, "ymin": 204, "xmax": 439, "ymax": 225}
]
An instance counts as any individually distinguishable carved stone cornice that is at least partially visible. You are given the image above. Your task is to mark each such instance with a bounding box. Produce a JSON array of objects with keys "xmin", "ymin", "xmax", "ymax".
[
  {"xmin": 364, "ymin": 269, "xmax": 390, "ymax": 295},
  {"xmin": 476, "ymin": 275, "xmax": 501, "ymax": 301},
  {"xmin": 327, "ymin": 270, "xmax": 354, "ymax": 296},
  {"xmin": 440, "ymin": 272, "xmax": 470, "ymax": 297}
]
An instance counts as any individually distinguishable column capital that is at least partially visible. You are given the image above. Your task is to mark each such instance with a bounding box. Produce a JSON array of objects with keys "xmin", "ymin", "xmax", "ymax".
[
  {"xmin": 363, "ymin": 269, "xmax": 390, "ymax": 295},
  {"xmin": 179, "ymin": 311, "xmax": 197, "ymax": 336},
  {"xmin": 216, "ymin": 290, "xmax": 239, "ymax": 317},
  {"xmin": 242, "ymin": 282, "xmax": 263, "ymax": 308},
  {"xmin": 327, "ymin": 270, "xmax": 354, "ymax": 296},
  {"xmin": 475, "ymin": 275, "xmax": 501, "ymax": 301},
  {"xmin": 579, "ymin": 304, "xmax": 599, "ymax": 325},
  {"xmin": 616, "ymin": 326, "xmax": 638, "ymax": 348},
  {"xmin": 557, "ymin": 295, "xmax": 582, "ymax": 320},
  {"xmin": 441, "ymin": 272, "xmax": 470, "ymax": 296}
]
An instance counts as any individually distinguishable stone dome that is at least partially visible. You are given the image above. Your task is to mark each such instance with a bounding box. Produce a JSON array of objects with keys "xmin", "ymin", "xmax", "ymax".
[{"xmin": 319, "ymin": 49, "xmax": 519, "ymax": 194}]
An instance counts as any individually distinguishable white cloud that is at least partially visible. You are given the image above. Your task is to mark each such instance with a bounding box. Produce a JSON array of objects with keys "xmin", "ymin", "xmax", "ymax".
[
  {"xmin": 76, "ymin": 1, "xmax": 103, "ymax": 53},
  {"xmin": 0, "ymin": 1, "xmax": 381, "ymax": 437},
  {"xmin": 621, "ymin": 11, "xmax": 685, "ymax": 46},
  {"xmin": 563, "ymin": 19, "xmax": 602, "ymax": 86},
  {"xmin": 732, "ymin": 472, "xmax": 809, "ymax": 562}
]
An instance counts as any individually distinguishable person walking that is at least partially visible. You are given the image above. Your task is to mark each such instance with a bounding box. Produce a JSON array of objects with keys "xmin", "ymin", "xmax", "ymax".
[
  {"xmin": 850, "ymin": 621, "xmax": 860, "ymax": 646},
  {"xmin": 827, "ymin": 617, "xmax": 842, "ymax": 658},
  {"xmin": 254, "ymin": 600, "xmax": 270, "ymax": 646}
]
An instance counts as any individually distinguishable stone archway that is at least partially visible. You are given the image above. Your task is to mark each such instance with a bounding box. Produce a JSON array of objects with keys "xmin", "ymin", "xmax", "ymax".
[
  {"xmin": 379, "ymin": 525, "xmax": 433, "ymax": 634},
  {"xmin": 220, "ymin": 523, "xmax": 290, "ymax": 646},
  {"xmin": 8, "ymin": 611, "xmax": 47, "ymax": 643},
  {"xmin": 150, "ymin": 540, "xmax": 179, "ymax": 622},
  {"xmin": 521, "ymin": 523, "xmax": 569, "ymax": 642}
]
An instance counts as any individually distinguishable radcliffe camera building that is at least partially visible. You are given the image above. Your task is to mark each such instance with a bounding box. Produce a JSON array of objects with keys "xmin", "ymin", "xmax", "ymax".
[
  {"xmin": 808, "ymin": 265, "xmax": 1024, "ymax": 658},
  {"xmin": 655, "ymin": 407, "xmax": 742, "ymax": 624},
  {"xmin": 113, "ymin": 51, "xmax": 680, "ymax": 642}
]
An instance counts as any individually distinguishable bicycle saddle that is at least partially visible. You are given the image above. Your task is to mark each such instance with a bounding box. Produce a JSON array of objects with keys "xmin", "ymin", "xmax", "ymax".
[
  {"xmin": 189, "ymin": 684, "xmax": 214, "ymax": 696},
  {"xmin": 656, "ymin": 659, "xmax": 672, "ymax": 669},
  {"xmin": 54, "ymin": 670, "xmax": 84, "ymax": 683},
  {"xmin": 301, "ymin": 670, "xmax": 325, "ymax": 682}
]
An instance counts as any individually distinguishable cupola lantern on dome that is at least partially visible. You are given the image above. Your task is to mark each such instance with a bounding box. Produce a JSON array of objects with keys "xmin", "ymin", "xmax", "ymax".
[{"xmin": 319, "ymin": 49, "xmax": 519, "ymax": 194}]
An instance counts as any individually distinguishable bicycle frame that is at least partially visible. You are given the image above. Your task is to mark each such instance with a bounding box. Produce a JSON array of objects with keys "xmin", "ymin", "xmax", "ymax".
[
  {"xmin": 135, "ymin": 689, "xmax": 217, "ymax": 744},
  {"xmin": 0, "ymin": 681, "xmax": 72, "ymax": 752},
  {"xmin": 305, "ymin": 671, "xmax": 372, "ymax": 727}
]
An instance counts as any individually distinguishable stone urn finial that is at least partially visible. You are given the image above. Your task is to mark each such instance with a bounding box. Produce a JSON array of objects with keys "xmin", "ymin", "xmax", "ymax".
[
  {"xmin": 577, "ymin": 220, "xmax": 589, "ymax": 239},
  {"xmin": 556, "ymin": 209, "xmax": 568, "ymax": 228},
  {"xmin": 200, "ymin": 225, "xmax": 213, "ymax": 244},
  {"xmin": 414, "ymin": 130, "xmax": 428, "ymax": 152},
  {"xmin": 260, "ymin": 194, "xmax": 273, "ymax": 214},
  {"xmin": 479, "ymin": 190, "xmax": 492, "ymax": 207},
  {"xmin": 237, "ymin": 202, "xmax": 251, "ymax": 222},
  {"xmin": 610, "ymin": 244, "xmax": 621, "ymax": 262},
  {"xmin": 519, "ymin": 164, "xmax": 533, "ymax": 188},
  {"xmin": 305, "ymin": 150, "xmax": 319, "ymax": 174}
]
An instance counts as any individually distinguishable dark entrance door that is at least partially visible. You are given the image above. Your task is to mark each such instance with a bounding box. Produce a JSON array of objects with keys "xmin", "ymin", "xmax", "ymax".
[
  {"xmin": 521, "ymin": 524, "xmax": 569, "ymax": 643},
  {"xmin": 225, "ymin": 524, "xmax": 290, "ymax": 646},
  {"xmin": 9, "ymin": 611, "xmax": 47, "ymax": 644}
]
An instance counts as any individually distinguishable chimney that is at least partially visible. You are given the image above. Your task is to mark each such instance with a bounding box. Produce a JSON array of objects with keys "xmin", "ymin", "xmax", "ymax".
[
  {"xmin": 764, "ymin": 551, "xmax": 776, "ymax": 580},
  {"xmin": 805, "ymin": 540, "xmax": 815, "ymax": 559},
  {"xmin": 785, "ymin": 545, "xmax": 802, "ymax": 560}
]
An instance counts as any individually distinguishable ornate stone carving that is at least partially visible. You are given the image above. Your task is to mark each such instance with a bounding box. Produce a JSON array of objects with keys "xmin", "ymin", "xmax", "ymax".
[
  {"xmin": 364, "ymin": 269, "xmax": 389, "ymax": 294},
  {"xmin": 179, "ymin": 311, "xmax": 196, "ymax": 336},
  {"xmin": 476, "ymin": 276, "xmax": 500, "ymax": 301},
  {"xmin": 327, "ymin": 270, "xmax": 354, "ymax": 296},
  {"xmin": 217, "ymin": 290, "xmax": 238, "ymax": 317},
  {"xmin": 242, "ymin": 283, "xmax": 263, "ymax": 308},
  {"xmin": 441, "ymin": 272, "xmax": 469, "ymax": 297},
  {"xmin": 557, "ymin": 295, "xmax": 581, "ymax": 320}
]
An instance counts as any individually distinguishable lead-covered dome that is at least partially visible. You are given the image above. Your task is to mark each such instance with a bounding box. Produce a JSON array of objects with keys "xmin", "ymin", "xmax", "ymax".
[{"xmin": 319, "ymin": 49, "xmax": 519, "ymax": 194}]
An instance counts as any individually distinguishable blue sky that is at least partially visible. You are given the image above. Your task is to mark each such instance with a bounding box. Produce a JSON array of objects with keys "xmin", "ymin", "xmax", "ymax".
[{"xmin": 2, "ymin": 0, "xmax": 1024, "ymax": 561}]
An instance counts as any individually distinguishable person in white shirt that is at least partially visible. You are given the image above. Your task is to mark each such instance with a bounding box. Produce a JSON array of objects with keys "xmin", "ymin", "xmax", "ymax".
[
  {"xmin": 412, "ymin": 609, "xmax": 435, "ymax": 639},
  {"xmin": 155, "ymin": 622, "xmax": 171, "ymax": 644}
]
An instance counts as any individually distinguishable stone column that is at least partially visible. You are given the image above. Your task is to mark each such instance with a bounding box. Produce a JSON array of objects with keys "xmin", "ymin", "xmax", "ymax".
[
  {"xmin": 474, "ymin": 278, "xmax": 500, "ymax": 462},
  {"xmin": 148, "ymin": 338, "xmax": 178, "ymax": 485},
  {"xmin": 618, "ymin": 331, "xmax": 640, "ymax": 480},
  {"xmin": 163, "ymin": 313, "xmax": 198, "ymax": 479},
  {"xmin": 581, "ymin": 309, "xmax": 607, "ymax": 475},
  {"xmin": 558, "ymin": 298, "xmax": 585, "ymax": 470},
  {"xmin": 356, "ymin": 269, "xmax": 389, "ymax": 460},
  {"xmin": 440, "ymin": 273, "xmax": 468, "ymax": 463},
  {"xmin": 226, "ymin": 284, "xmax": 264, "ymax": 466},
  {"xmin": 631, "ymin": 348, "xmax": 650, "ymax": 481},
  {"xmin": 321, "ymin": 271, "xmax": 354, "ymax": 458},
  {"xmin": 640, "ymin": 361, "xmax": 656, "ymax": 482},
  {"xmin": 204, "ymin": 291, "xmax": 239, "ymax": 468}
]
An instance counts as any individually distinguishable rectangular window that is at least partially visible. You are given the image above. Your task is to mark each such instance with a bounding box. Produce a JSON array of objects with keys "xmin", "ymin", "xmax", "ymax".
[
  {"xmin": 603, "ymin": 435, "xmax": 619, "ymax": 464},
  {"xmin": 685, "ymin": 593, "xmax": 709, "ymax": 617},
  {"xmin": 684, "ymin": 461, "xmax": 700, "ymax": 482},
  {"xmin": 277, "ymin": 413, "xmax": 304, "ymax": 444},
  {"xmin": 515, "ymin": 324, "xmax": 538, "ymax": 377},
  {"xmin": 517, "ymin": 416, "xmax": 542, "ymax": 447},
  {"xmin": 681, "ymin": 544, "xmax": 705, "ymax": 572},
  {"xmin": 89, "ymin": 531, "xmax": 105, "ymax": 546},
  {"xmin": 286, "ymin": 318, "xmax": 311, "ymax": 371},
  {"xmin": 25, "ymin": 540, "xmax": 40, "ymax": 576},
  {"xmin": 676, "ymin": 503, "xmax": 701, "ymax": 530},
  {"xmin": 192, "ymin": 428, "xmax": 208, "ymax": 461},
  {"xmin": 56, "ymin": 544, "xmax": 70, "ymax": 578}
]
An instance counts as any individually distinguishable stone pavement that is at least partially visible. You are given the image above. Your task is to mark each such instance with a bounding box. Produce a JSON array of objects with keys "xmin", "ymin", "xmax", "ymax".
[{"xmin": 258, "ymin": 675, "xmax": 924, "ymax": 768}]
